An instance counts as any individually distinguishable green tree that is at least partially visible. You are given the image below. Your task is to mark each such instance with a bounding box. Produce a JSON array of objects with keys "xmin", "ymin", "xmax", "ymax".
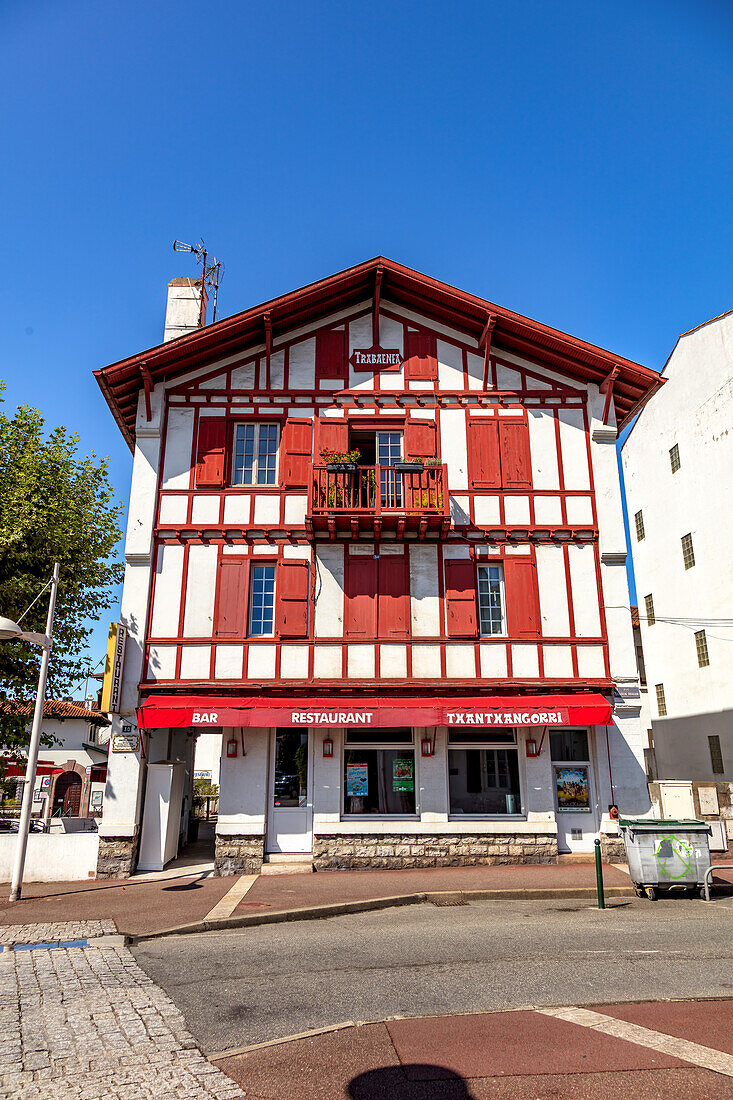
[{"xmin": 0, "ymin": 381, "xmax": 124, "ymax": 752}]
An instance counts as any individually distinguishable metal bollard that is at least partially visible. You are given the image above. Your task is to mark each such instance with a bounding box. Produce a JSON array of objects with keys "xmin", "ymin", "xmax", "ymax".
[{"xmin": 594, "ymin": 838, "xmax": 605, "ymax": 909}]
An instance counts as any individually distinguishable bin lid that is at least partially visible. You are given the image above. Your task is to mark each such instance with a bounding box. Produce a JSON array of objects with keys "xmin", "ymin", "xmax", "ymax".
[{"xmin": 619, "ymin": 817, "xmax": 710, "ymax": 831}]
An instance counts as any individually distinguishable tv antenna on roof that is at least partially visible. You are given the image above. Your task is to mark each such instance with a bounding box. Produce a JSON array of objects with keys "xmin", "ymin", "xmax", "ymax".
[{"xmin": 172, "ymin": 238, "xmax": 225, "ymax": 324}]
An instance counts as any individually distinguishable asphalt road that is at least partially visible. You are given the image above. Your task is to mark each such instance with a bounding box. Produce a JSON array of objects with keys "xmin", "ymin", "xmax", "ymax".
[{"xmin": 132, "ymin": 896, "xmax": 733, "ymax": 1054}]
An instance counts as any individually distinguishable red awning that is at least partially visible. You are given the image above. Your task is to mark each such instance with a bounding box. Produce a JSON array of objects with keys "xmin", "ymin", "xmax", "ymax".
[
  {"xmin": 2, "ymin": 761, "xmax": 64, "ymax": 778},
  {"xmin": 138, "ymin": 693, "xmax": 612, "ymax": 731}
]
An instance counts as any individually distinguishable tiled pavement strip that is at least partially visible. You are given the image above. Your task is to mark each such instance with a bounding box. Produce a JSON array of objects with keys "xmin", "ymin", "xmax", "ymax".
[{"xmin": 0, "ymin": 923, "xmax": 245, "ymax": 1100}]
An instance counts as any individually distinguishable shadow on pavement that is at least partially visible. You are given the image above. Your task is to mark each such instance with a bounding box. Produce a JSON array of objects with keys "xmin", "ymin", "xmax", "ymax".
[{"xmin": 348, "ymin": 1064, "xmax": 476, "ymax": 1099}]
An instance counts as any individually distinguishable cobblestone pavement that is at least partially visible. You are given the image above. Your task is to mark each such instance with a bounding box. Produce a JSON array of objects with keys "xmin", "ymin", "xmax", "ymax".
[
  {"xmin": 0, "ymin": 921, "xmax": 117, "ymax": 947},
  {"xmin": 0, "ymin": 924, "xmax": 245, "ymax": 1099}
]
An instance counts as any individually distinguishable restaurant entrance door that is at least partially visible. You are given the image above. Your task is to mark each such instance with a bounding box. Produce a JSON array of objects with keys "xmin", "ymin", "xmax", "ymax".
[{"xmin": 266, "ymin": 728, "xmax": 312, "ymax": 854}]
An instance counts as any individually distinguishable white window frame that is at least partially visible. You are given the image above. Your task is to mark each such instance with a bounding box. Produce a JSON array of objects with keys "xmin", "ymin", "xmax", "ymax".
[
  {"xmin": 232, "ymin": 421, "xmax": 280, "ymax": 486},
  {"xmin": 477, "ymin": 563, "xmax": 506, "ymax": 637},
  {"xmin": 248, "ymin": 563, "xmax": 276, "ymax": 638}
]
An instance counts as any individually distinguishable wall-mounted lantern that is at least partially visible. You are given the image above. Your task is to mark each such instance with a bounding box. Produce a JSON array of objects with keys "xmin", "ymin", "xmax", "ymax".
[
  {"xmin": 525, "ymin": 738, "xmax": 538, "ymax": 758},
  {"xmin": 322, "ymin": 736, "xmax": 334, "ymax": 758},
  {"xmin": 421, "ymin": 736, "xmax": 434, "ymax": 757},
  {"xmin": 226, "ymin": 738, "xmax": 238, "ymax": 759}
]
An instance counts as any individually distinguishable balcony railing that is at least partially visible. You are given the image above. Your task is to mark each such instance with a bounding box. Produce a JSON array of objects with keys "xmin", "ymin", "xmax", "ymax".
[{"xmin": 308, "ymin": 463, "xmax": 451, "ymax": 538}]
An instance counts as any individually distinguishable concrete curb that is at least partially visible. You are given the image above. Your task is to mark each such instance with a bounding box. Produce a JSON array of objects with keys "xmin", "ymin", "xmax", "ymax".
[{"xmin": 128, "ymin": 885, "xmax": 636, "ymax": 944}]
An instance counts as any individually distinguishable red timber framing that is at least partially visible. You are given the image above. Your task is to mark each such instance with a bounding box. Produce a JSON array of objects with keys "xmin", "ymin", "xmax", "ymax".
[
  {"xmin": 95, "ymin": 257, "xmax": 662, "ymax": 449},
  {"xmin": 93, "ymin": 259, "xmax": 655, "ymax": 697}
]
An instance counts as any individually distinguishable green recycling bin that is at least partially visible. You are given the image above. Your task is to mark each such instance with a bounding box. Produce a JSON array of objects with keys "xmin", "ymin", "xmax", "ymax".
[{"xmin": 619, "ymin": 818, "xmax": 712, "ymax": 900}]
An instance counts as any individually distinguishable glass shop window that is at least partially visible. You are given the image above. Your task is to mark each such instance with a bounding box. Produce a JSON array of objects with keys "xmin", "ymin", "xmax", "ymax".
[
  {"xmin": 343, "ymin": 729, "xmax": 416, "ymax": 816},
  {"xmin": 448, "ymin": 743, "xmax": 521, "ymax": 815},
  {"xmin": 273, "ymin": 728, "xmax": 308, "ymax": 808},
  {"xmin": 551, "ymin": 728, "xmax": 592, "ymax": 813}
]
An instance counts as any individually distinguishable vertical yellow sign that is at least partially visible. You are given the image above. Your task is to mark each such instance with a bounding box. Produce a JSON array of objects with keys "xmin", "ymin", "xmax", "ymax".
[{"xmin": 100, "ymin": 622, "xmax": 127, "ymax": 714}]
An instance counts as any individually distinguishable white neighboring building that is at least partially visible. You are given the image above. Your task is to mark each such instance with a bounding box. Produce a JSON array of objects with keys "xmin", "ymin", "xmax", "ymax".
[
  {"xmin": 622, "ymin": 309, "xmax": 733, "ymax": 783},
  {"xmin": 2, "ymin": 699, "xmax": 109, "ymax": 823}
]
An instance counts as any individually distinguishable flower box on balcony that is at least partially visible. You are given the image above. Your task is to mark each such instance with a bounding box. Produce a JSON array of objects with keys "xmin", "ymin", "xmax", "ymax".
[
  {"xmin": 325, "ymin": 462, "xmax": 357, "ymax": 472},
  {"xmin": 394, "ymin": 462, "xmax": 424, "ymax": 473}
]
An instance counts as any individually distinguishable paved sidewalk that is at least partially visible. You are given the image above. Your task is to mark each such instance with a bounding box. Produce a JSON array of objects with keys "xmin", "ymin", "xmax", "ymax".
[
  {"xmin": 0, "ymin": 922, "xmax": 244, "ymax": 1100},
  {"xmin": 213, "ymin": 1001, "xmax": 733, "ymax": 1099},
  {"xmin": 1, "ymin": 861, "xmax": 731, "ymax": 940}
]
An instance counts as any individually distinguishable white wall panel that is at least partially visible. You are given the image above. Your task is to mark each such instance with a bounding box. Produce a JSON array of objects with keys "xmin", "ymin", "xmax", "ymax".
[
  {"xmin": 231, "ymin": 361, "xmax": 255, "ymax": 389},
  {"xmin": 473, "ymin": 496, "xmax": 501, "ymax": 525},
  {"xmin": 576, "ymin": 645, "xmax": 606, "ymax": 678},
  {"xmin": 159, "ymin": 496, "xmax": 188, "ymax": 525},
  {"xmin": 147, "ymin": 645, "xmax": 177, "ymax": 680},
  {"xmin": 466, "ymin": 351, "xmax": 484, "ymax": 390},
  {"xmin": 289, "ymin": 337, "xmax": 316, "ymax": 390},
  {"xmin": 162, "ymin": 408, "xmax": 195, "ymax": 490},
  {"xmin": 223, "ymin": 496, "xmax": 251, "ymax": 524},
  {"xmin": 437, "ymin": 339, "xmax": 463, "ymax": 389},
  {"xmin": 150, "ymin": 544, "xmax": 184, "ymax": 637},
  {"xmin": 380, "ymin": 644, "xmax": 407, "ymax": 677},
  {"xmin": 347, "ymin": 644, "xmax": 375, "ymax": 678},
  {"xmin": 409, "ymin": 545, "xmax": 440, "ymax": 636},
  {"xmin": 445, "ymin": 644, "xmax": 476, "ymax": 678},
  {"xmin": 504, "ymin": 496, "xmax": 530, "ymax": 525},
  {"xmin": 533, "ymin": 496, "xmax": 563, "ymax": 525},
  {"xmin": 253, "ymin": 495, "xmax": 280, "ymax": 525},
  {"xmin": 314, "ymin": 644, "xmax": 342, "ymax": 678},
  {"xmin": 191, "ymin": 496, "xmax": 220, "ymax": 525},
  {"xmin": 480, "ymin": 643, "xmax": 508, "ymax": 678},
  {"xmin": 542, "ymin": 645, "xmax": 573, "ymax": 678},
  {"xmin": 558, "ymin": 408, "xmax": 590, "ymax": 489},
  {"xmin": 527, "ymin": 409, "xmax": 559, "ymax": 490},
  {"xmin": 284, "ymin": 494, "xmax": 307, "ymax": 525},
  {"xmin": 536, "ymin": 544, "xmax": 570, "ymax": 636},
  {"xmin": 280, "ymin": 645, "xmax": 309, "ymax": 679},
  {"xmin": 182, "ymin": 544, "xmax": 217, "ymax": 637},
  {"xmin": 412, "ymin": 644, "xmax": 441, "ymax": 678},
  {"xmin": 215, "ymin": 645, "xmax": 244, "ymax": 679},
  {"xmin": 567, "ymin": 544, "xmax": 601, "ymax": 636},
  {"xmin": 440, "ymin": 409, "xmax": 468, "ymax": 490},
  {"xmin": 565, "ymin": 495, "xmax": 594, "ymax": 525},
  {"xmin": 315, "ymin": 545, "xmax": 344, "ymax": 637},
  {"xmin": 180, "ymin": 645, "xmax": 211, "ymax": 679},
  {"xmin": 247, "ymin": 645, "xmax": 276, "ymax": 679},
  {"xmin": 512, "ymin": 644, "xmax": 540, "ymax": 677}
]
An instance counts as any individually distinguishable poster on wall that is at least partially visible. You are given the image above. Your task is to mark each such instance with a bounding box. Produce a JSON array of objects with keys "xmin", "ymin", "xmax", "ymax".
[
  {"xmin": 346, "ymin": 764, "xmax": 369, "ymax": 797},
  {"xmin": 392, "ymin": 758, "xmax": 414, "ymax": 793},
  {"xmin": 554, "ymin": 766, "xmax": 590, "ymax": 811}
]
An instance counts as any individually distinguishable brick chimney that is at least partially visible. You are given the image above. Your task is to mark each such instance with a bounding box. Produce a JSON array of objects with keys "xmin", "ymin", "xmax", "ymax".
[{"xmin": 163, "ymin": 277, "xmax": 208, "ymax": 342}]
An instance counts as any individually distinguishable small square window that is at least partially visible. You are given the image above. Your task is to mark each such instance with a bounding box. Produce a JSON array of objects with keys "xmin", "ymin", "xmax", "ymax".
[
  {"xmin": 709, "ymin": 735, "xmax": 724, "ymax": 775},
  {"xmin": 695, "ymin": 629, "xmax": 710, "ymax": 668},
  {"xmin": 681, "ymin": 532, "xmax": 695, "ymax": 570},
  {"xmin": 644, "ymin": 593, "xmax": 655, "ymax": 626},
  {"xmin": 634, "ymin": 510, "xmax": 645, "ymax": 541},
  {"xmin": 669, "ymin": 443, "xmax": 680, "ymax": 473},
  {"xmin": 655, "ymin": 683, "xmax": 667, "ymax": 717}
]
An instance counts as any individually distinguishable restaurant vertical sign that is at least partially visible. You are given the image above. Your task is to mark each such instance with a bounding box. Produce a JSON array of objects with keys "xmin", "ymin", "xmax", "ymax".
[{"xmin": 101, "ymin": 622, "xmax": 127, "ymax": 715}]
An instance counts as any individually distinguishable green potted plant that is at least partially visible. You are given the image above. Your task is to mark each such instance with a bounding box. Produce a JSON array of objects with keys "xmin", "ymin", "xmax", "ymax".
[
  {"xmin": 321, "ymin": 447, "xmax": 360, "ymax": 472},
  {"xmin": 394, "ymin": 456, "xmax": 425, "ymax": 473}
]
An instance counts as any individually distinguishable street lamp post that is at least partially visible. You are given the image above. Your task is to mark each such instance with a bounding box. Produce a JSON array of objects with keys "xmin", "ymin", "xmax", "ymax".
[{"xmin": 0, "ymin": 563, "xmax": 60, "ymax": 902}]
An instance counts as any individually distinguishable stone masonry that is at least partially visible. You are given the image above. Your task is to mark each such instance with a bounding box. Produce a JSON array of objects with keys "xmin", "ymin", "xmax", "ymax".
[
  {"xmin": 214, "ymin": 833, "xmax": 265, "ymax": 876},
  {"xmin": 0, "ymin": 925, "xmax": 244, "ymax": 1099},
  {"xmin": 96, "ymin": 834, "xmax": 139, "ymax": 879},
  {"xmin": 313, "ymin": 832, "xmax": 559, "ymax": 870}
]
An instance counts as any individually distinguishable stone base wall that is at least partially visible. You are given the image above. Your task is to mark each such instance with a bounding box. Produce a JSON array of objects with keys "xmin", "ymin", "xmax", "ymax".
[
  {"xmin": 215, "ymin": 834, "xmax": 265, "ymax": 876},
  {"xmin": 313, "ymin": 833, "xmax": 558, "ymax": 870},
  {"xmin": 96, "ymin": 835, "xmax": 139, "ymax": 879},
  {"xmin": 600, "ymin": 835, "xmax": 627, "ymax": 863}
]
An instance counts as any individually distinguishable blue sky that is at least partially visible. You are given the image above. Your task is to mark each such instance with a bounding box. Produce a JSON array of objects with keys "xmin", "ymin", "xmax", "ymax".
[{"xmin": 2, "ymin": 1, "xmax": 732, "ymax": 671}]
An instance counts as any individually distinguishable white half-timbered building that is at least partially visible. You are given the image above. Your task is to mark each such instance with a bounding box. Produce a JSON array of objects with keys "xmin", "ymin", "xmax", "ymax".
[{"xmin": 94, "ymin": 259, "xmax": 662, "ymax": 876}]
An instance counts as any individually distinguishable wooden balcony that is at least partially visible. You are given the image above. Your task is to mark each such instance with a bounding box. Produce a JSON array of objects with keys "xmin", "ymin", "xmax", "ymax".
[{"xmin": 307, "ymin": 464, "xmax": 451, "ymax": 540}]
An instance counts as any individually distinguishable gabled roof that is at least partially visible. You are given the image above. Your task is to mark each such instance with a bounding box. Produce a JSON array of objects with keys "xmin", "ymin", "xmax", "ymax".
[{"xmin": 95, "ymin": 256, "xmax": 663, "ymax": 448}]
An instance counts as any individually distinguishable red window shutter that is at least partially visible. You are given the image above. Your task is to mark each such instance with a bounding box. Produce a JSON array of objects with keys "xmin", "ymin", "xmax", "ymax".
[
  {"xmin": 444, "ymin": 560, "xmax": 477, "ymax": 638},
  {"xmin": 276, "ymin": 560, "xmax": 309, "ymax": 638},
  {"xmin": 467, "ymin": 419, "xmax": 501, "ymax": 489},
  {"xmin": 196, "ymin": 418, "xmax": 227, "ymax": 487},
  {"xmin": 504, "ymin": 557, "xmax": 540, "ymax": 638},
  {"xmin": 315, "ymin": 418, "xmax": 349, "ymax": 460},
  {"xmin": 316, "ymin": 330, "xmax": 347, "ymax": 380},
  {"xmin": 404, "ymin": 419, "xmax": 437, "ymax": 459},
  {"xmin": 378, "ymin": 555, "xmax": 409, "ymax": 639},
  {"xmin": 280, "ymin": 419, "xmax": 312, "ymax": 488},
  {"xmin": 404, "ymin": 331, "xmax": 438, "ymax": 380},
  {"xmin": 215, "ymin": 558, "xmax": 248, "ymax": 638},
  {"xmin": 344, "ymin": 555, "xmax": 378, "ymax": 638},
  {"xmin": 499, "ymin": 418, "xmax": 532, "ymax": 489}
]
